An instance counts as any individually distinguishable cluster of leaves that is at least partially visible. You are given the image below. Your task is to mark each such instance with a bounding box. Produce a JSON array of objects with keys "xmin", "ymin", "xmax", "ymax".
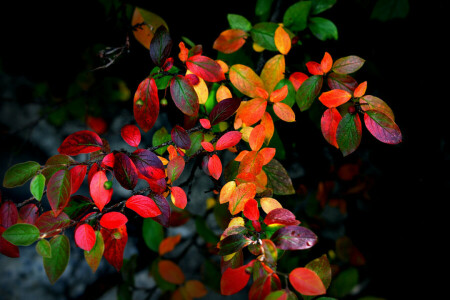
[{"xmin": 1, "ymin": 1, "xmax": 401, "ymax": 299}]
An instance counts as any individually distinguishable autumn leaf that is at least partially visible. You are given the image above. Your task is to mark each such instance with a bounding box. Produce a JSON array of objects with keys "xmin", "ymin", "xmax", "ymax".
[
  {"xmin": 216, "ymin": 131, "xmax": 242, "ymax": 151},
  {"xmin": 260, "ymin": 54, "xmax": 285, "ymax": 95},
  {"xmin": 249, "ymin": 124, "xmax": 266, "ymax": 151},
  {"xmin": 186, "ymin": 55, "xmax": 225, "ymax": 82},
  {"xmin": 47, "ymin": 170, "xmax": 72, "ymax": 217},
  {"xmin": 332, "ymin": 55, "xmax": 365, "ymax": 74},
  {"xmin": 159, "ymin": 234, "xmax": 181, "ymax": 256},
  {"xmin": 289, "ymin": 268, "xmax": 326, "ymax": 296},
  {"xmin": 120, "ymin": 124, "xmax": 141, "ymax": 147},
  {"xmin": 364, "ymin": 110, "xmax": 402, "ymax": 144},
  {"xmin": 170, "ymin": 186, "xmax": 187, "ymax": 209},
  {"xmin": 213, "ymin": 29, "xmax": 248, "ymax": 54},
  {"xmin": 260, "ymin": 197, "xmax": 282, "ymax": 214},
  {"xmin": 113, "ymin": 153, "xmax": 139, "ymax": 190},
  {"xmin": 273, "ymin": 102, "xmax": 296, "ymax": 122},
  {"xmin": 126, "ymin": 195, "xmax": 161, "ymax": 218},
  {"xmin": 170, "ymin": 75, "xmax": 199, "ymax": 117},
  {"xmin": 229, "ymin": 64, "xmax": 265, "ymax": 98},
  {"xmin": 57, "ymin": 130, "xmax": 103, "ymax": 156},
  {"xmin": 158, "ymin": 260, "xmax": 185, "ymax": 284},
  {"xmin": 133, "ymin": 78, "xmax": 160, "ymax": 132},
  {"xmin": 69, "ymin": 165, "xmax": 87, "ymax": 195},
  {"xmin": 75, "ymin": 223, "xmax": 96, "ymax": 251},
  {"xmin": 90, "ymin": 170, "xmax": 112, "ymax": 212},
  {"xmin": 208, "ymin": 154, "xmax": 223, "ymax": 180},
  {"xmin": 274, "ymin": 25, "xmax": 291, "ymax": 55},
  {"xmin": 321, "ymin": 107, "xmax": 342, "ymax": 148},
  {"xmin": 101, "ymin": 225, "xmax": 128, "ymax": 271},
  {"xmin": 220, "ymin": 263, "xmax": 252, "ymax": 295},
  {"xmin": 236, "ymin": 98, "xmax": 267, "ymax": 126},
  {"xmin": 318, "ymin": 89, "xmax": 352, "ymax": 108},
  {"xmin": 100, "ymin": 212, "xmax": 128, "ymax": 229},
  {"xmin": 243, "ymin": 199, "xmax": 259, "ymax": 221},
  {"xmin": 336, "ymin": 113, "xmax": 362, "ymax": 156}
]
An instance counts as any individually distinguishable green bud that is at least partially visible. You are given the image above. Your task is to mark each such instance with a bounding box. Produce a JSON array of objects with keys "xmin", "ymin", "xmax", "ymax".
[{"xmin": 103, "ymin": 180, "xmax": 113, "ymax": 190}]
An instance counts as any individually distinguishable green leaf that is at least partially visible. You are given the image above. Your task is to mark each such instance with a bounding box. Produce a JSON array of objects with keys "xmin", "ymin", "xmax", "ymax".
[
  {"xmin": 84, "ymin": 231, "xmax": 104, "ymax": 273},
  {"xmin": 170, "ymin": 75, "xmax": 199, "ymax": 117},
  {"xmin": 228, "ymin": 14, "xmax": 252, "ymax": 31},
  {"xmin": 63, "ymin": 195, "xmax": 93, "ymax": 220},
  {"xmin": 255, "ymin": 0, "xmax": 275, "ymax": 21},
  {"xmin": 296, "ymin": 75, "xmax": 323, "ymax": 112},
  {"xmin": 218, "ymin": 234, "xmax": 251, "ymax": 256},
  {"xmin": 371, "ymin": 0, "xmax": 409, "ymax": 21},
  {"xmin": 30, "ymin": 173, "xmax": 45, "ymax": 201},
  {"xmin": 311, "ymin": 0, "xmax": 337, "ymax": 15},
  {"xmin": 36, "ymin": 239, "xmax": 52, "ymax": 258},
  {"xmin": 263, "ymin": 158, "xmax": 295, "ymax": 195},
  {"xmin": 152, "ymin": 127, "xmax": 171, "ymax": 155},
  {"xmin": 185, "ymin": 131, "xmax": 204, "ymax": 156},
  {"xmin": 250, "ymin": 22, "xmax": 278, "ymax": 51},
  {"xmin": 306, "ymin": 254, "xmax": 332, "ymax": 289},
  {"xmin": 274, "ymin": 79, "xmax": 296, "ymax": 107},
  {"xmin": 2, "ymin": 223, "xmax": 40, "ymax": 246},
  {"xmin": 142, "ymin": 218, "xmax": 164, "ymax": 252},
  {"xmin": 47, "ymin": 169, "xmax": 72, "ymax": 217},
  {"xmin": 283, "ymin": 1, "xmax": 312, "ymax": 32},
  {"xmin": 3, "ymin": 161, "xmax": 40, "ymax": 188},
  {"xmin": 43, "ymin": 235, "xmax": 70, "ymax": 284},
  {"xmin": 336, "ymin": 113, "xmax": 362, "ymax": 156},
  {"xmin": 309, "ymin": 17, "xmax": 338, "ymax": 41}
]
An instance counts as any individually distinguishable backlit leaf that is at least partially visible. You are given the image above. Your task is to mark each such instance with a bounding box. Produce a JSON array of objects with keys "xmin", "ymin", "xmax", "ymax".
[
  {"xmin": 114, "ymin": 153, "xmax": 138, "ymax": 190},
  {"xmin": 167, "ymin": 156, "xmax": 185, "ymax": 183},
  {"xmin": 100, "ymin": 212, "xmax": 128, "ymax": 229},
  {"xmin": 220, "ymin": 181, "xmax": 236, "ymax": 204},
  {"xmin": 0, "ymin": 226, "xmax": 19, "ymax": 258},
  {"xmin": 208, "ymin": 154, "xmax": 223, "ymax": 180},
  {"xmin": 89, "ymin": 170, "xmax": 112, "ymax": 211},
  {"xmin": 289, "ymin": 268, "xmax": 326, "ymax": 296},
  {"xmin": 332, "ymin": 56, "xmax": 365, "ymax": 75},
  {"xmin": 321, "ymin": 52, "xmax": 333, "ymax": 73},
  {"xmin": 47, "ymin": 169, "xmax": 72, "ymax": 217},
  {"xmin": 171, "ymin": 186, "xmax": 187, "ymax": 209},
  {"xmin": 273, "ymin": 102, "xmax": 296, "ymax": 122},
  {"xmin": 36, "ymin": 239, "xmax": 51, "ymax": 258},
  {"xmin": 150, "ymin": 25, "xmax": 173, "ymax": 66},
  {"xmin": 229, "ymin": 182, "xmax": 257, "ymax": 215},
  {"xmin": 306, "ymin": 254, "xmax": 332, "ymax": 290},
  {"xmin": 69, "ymin": 165, "xmax": 87, "ymax": 195},
  {"xmin": 264, "ymin": 208, "xmax": 300, "ymax": 226},
  {"xmin": 159, "ymin": 234, "xmax": 181, "ymax": 256},
  {"xmin": 75, "ymin": 223, "xmax": 96, "ymax": 251},
  {"xmin": 131, "ymin": 148, "xmax": 165, "ymax": 180},
  {"xmin": 170, "ymin": 75, "xmax": 199, "ymax": 117},
  {"xmin": 260, "ymin": 197, "xmax": 282, "ymax": 214},
  {"xmin": 185, "ymin": 279, "xmax": 208, "ymax": 298},
  {"xmin": 327, "ymin": 72, "xmax": 357, "ymax": 93},
  {"xmin": 101, "ymin": 225, "xmax": 127, "ymax": 271},
  {"xmin": 3, "ymin": 161, "xmax": 40, "ymax": 188},
  {"xmin": 271, "ymin": 225, "xmax": 318, "ymax": 250},
  {"xmin": 261, "ymin": 54, "xmax": 285, "ymax": 95},
  {"xmin": 296, "ymin": 75, "xmax": 323, "ymax": 111},
  {"xmin": 187, "ymin": 55, "xmax": 225, "ymax": 82},
  {"xmin": 289, "ymin": 72, "xmax": 309, "ymax": 91},
  {"xmin": 236, "ymin": 98, "xmax": 268, "ymax": 126},
  {"xmin": 43, "ymin": 235, "xmax": 70, "ymax": 284},
  {"xmin": 228, "ymin": 14, "xmax": 252, "ymax": 31},
  {"xmin": 261, "ymin": 112, "xmax": 275, "ymax": 144},
  {"xmin": 238, "ymin": 151, "xmax": 264, "ymax": 176},
  {"xmin": 250, "ymin": 22, "xmax": 278, "ymax": 51},
  {"xmin": 142, "ymin": 218, "xmax": 163, "ymax": 252},
  {"xmin": 220, "ymin": 263, "xmax": 252, "ymax": 295},
  {"xmin": 364, "ymin": 110, "xmax": 402, "ymax": 144},
  {"xmin": 318, "ymin": 89, "xmax": 351, "ymax": 108},
  {"xmin": 249, "ymin": 124, "xmax": 266, "ymax": 151},
  {"xmin": 133, "ymin": 77, "xmax": 160, "ymax": 132},
  {"xmin": 213, "ymin": 29, "xmax": 248, "ymax": 54},
  {"xmin": 35, "ymin": 211, "xmax": 71, "ymax": 238},
  {"xmin": 131, "ymin": 7, "xmax": 168, "ymax": 50},
  {"xmin": 336, "ymin": 113, "xmax": 362, "ymax": 156},
  {"xmin": 359, "ymin": 95, "xmax": 395, "ymax": 120},
  {"xmin": 126, "ymin": 195, "xmax": 161, "ymax": 218},
  {"xmin": 158, "ymin": 260, "xmax": 185, "ymax": 284},
  {"xmin": 218, "ymin": 234, "xmax": 252, "ymax": 256},
  {"xmin": 216, "ymin": 131, "xmax": 242, "ymax": 151},
  {"xmin": 274, "ymin": 25, "xmax": 291, "ymax": 55},
  {"xmin": 321, "ymin": 107, "xmax": 342, "ymax": 148},
  {"xmin": 121, "ymin": 124, "xmax": 141, "ymax": 147},
  {"xmin": 151, "ymin": 194, "xmax": 171, "ymax": 227},
  {"xmin": 2, "ymin": 223, "xmax": 40, "ymax": 246},
  {"xmin": 243, "ymin": 199, "xmax": 259, "ymax": 221},
  {"xmin": 30, "ymin": 173, "xmax": 45, "ymax": 201},
  {"xmin": 57, "ymin": 130, "xmax": 103, "ymax": 156},
  {"xmin": 229, "ymin": 64, "xmax": 265, "ymax": 98},
  {"xmin": 84, "ymin": 231, "xmax": 104, "ymax": 273},
  {"xmin": 353, "ymin": 81, "xmax": 367, "ymax": 98},
  {"xmin": 18, "ymin": 203, "xmax": 38, "ymax": 224}
]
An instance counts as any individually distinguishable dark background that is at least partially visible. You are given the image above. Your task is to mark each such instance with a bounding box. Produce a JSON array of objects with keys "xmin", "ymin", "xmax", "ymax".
[{"xmin": 0, "ymin": 0, "xmax": 447, "ymax": 299}]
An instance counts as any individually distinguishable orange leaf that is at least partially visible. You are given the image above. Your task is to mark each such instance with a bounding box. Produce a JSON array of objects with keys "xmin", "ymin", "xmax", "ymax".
[
  {"xmin": 158, "ymin": 260, "xmax": 185, "ymax": 284},
  {"xmin": 259, "ymin": 147, "xmax": 276, "ymax": 165},
  {"xmin": 255, "ymin": 169, "xmax": 268, "ymax": 193},
  {"xmin": 170, "ymin": 186, "xmax": 187, "ymax": 209},
  {"xmin": 273, "ymin": 102, "xmax": 296, "ymax": 122},
  {"xmin": 320, "ymin": 52, "xmax": 333, "ymax": 74},
  {"xmin": 235, "ymin": 150, "xmax": 249, "ymax": 162},
  {"xmin": 229, "ymin": 64, "xmax": 265, "ymax": 98},
  {"xmin": 260, "ymin": 54, "xmax": 285, "ymax": 94},
  {"xmin": 216, "ymin": 60, "xmax": 229, "ymax": 74},
  {"xmin": 318, "ymin": 89, "xmax": 352, "ymax": 108},
  {"xmin": 353, "ymin": 81, "xmax": 367, "ymax": 98},
  {"xmin": 306, "ymin": 61, "xmax": 323, "ymax": 75},
  {"xmin": 216, "ymin": 85, "xmax": 233, "ymax": 102},
  {"xmin": 238, "ymin": 151, "xmax": 264, "ymax": 176},
  {"xmin": 235, "ymin": 172, "xmax": 257, "ymax": 185},
  {"xmin": 249, "ymin": 124, "xmax": 266, "ymax": 151},
  {"xmin": 260, "ymin": 112, "xmax": 274, "ymax": 144},
  {"xmin": 274, "ymin": 25, "xmax": 291, "ymax": 55},
  {"xmin": 131, "ymin": 8, "xmax": 167, "ymax": 50},
  {"xmin": 321, "ymin": 107, "xmax": 342, "ymax": 148},
  {"xmin": 201, "ymin": 141, "xmax": 215, "ymax": 152},
  {"xmin": 269, "ymin": 85, "xmax": 288, "ymax": 103},
  {"xmin": 289, "ymin": 268, "xmax": 326, "ymax": 296},
  {"xmin": 260, "ymin": 197, "xmax": 282, "ymax": 214},
  {"xmin": 229, "ymin": 182, "xmax": 256, "ymax": 215},
  {"xmin": 220, "ymin": 181, "xmax": 236, "ymax": 204},
  {"xmin": 178, "ymin": 42, "xmax": 188, "ymax": 62},
  {"xmin": 236, "ymin": 98, "xmax": 267, "ymax": 126},
  {"xmin": 159, "ymin": 234, "xmax": 181, "ymax": 256},
  {"xmin": 208, "ymin": 154, "xmax": 223, "ymax": 180},
  {"xmin": 185, "ymin": 280, "xmax": 208, "ymax": 298},
  {"xmin": 289, "ymin": 72, "xmax": 309, "ymax": 91},
  {"xmin": 213, "ymin": 29, "xmax": 247, "ymax": 54}
]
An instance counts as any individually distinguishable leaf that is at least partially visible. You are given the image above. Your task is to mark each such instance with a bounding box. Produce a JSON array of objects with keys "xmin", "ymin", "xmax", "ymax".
[
  {"xmin": 261, "ymin": 54, "xmax": 285, "ymax": 95},
  {"xmin": 328, "ymin": 267, "xmax": 358, "ymax": 298},
  {"xmin": 133, "ymin": 77, "xmax": 160, "ymax": 132},
  {"xmin": 151, "ymin": 194, "xmax": 171, "ymax": 227},
  {"xmin": 167, "ymin": 156, "xmax": 185, "ymax": 183},
  {"xmin": 3, "ymin": 161, "xmax": 40, "ymax": 188},
  {"xmin": 243, "ymin": 199, "xmax": 259, "ymax": 221},
  {"xmin": 229, "ymin": 64, "xmax": 265, "ymax": 98},
  {"xmin": 336, "ymin": 113, "xmax": 362, "ymax": 156},
  {"xmin": 274, "ymin": 25, "xmax": 291, "ymax": 55},
  {"xmin": 321, "ymin": 107, "xmax": 342, "ymax": 148},
  {"xmin": 238, "ymin": 151, "xmax": 264, "ymax": 176},
  {"xmin": 236, "ymin": 98, "xmax": 268, "ymax": 126},
  {"xmin": 185, "ymin": 280, "xmax": 208, "ymax": 298},
  {"xmin": 114, "ymin": 153, "xmax": 139, "ymax": 190},
  {"xmin": 90, "ymin": 170, "xmax": 112, "ymax": 211},
  {"xmin": 306, "ymin": 61, "xmax": 324, "ymax": 75},
  {"xmin": 35, "ymin": 211, "xmax": 71, "ymax": 238},
  {"xmin": 159, "ymin": 234, "xmax": 181, "ymax": 256},
  {"xmin": 126, "ymin": 195, "xmax": 161, "ymax": 218},
  {"xmin": 208, "ymin": 154, "xmax": 223, "ymax": 180},
  {"xmin": 101, "ymin": 225, "xmax": 128, "ymax": 271},
  {"xmin": 289, "ymin": 72, "xmax": 309, "ymax": 91},
  {"xmin": 100, "ymin": 212, "xmax": 128, "ymax": 229},
  {"xmin": 264, "ymin": 208, "xmax": 300, "ymax": 226},
  {"xmin": 271, "ymin": 225, "xmax": 318, "ymax": 250},
  {"xmin": 57, "ymin": 130, "xmax": 103, "ymax": 156},
  {"xmin": 185, "ymin": 131, "xmax": 204, "ymax": 156},
  {"xmin": 158, "ymin": 260, "xmax": 185, "ymax": 284},
  {"xmin": 229, "ymin": 182, "xmax": 257, "ymax": 215},
  {"xmin": 296, "ymin": 75, "xmax": 323, "ymax": 111},
  {"xmin": 228, "ymin": 14, "xmax": 252, "ymax": 31},
  {"xmin": 216, "ymin": 131, "xmax": 242, "ymax": 151},
  {"xmin": 186, "ymin": 55, "xmax": 225, "ymax": 82},
  {"xmin": 43, "ymin": 235, "xmax": 70, "ymax": 284},
  {"xmin": 353, "ymin": 81, "xmax": 367, "ymax": 98},
  {"xmin": 218, "ymin": 234, "xmax": 252, "ymax": 256},
  {"xmin": 170, "ymin": 186, "xmax": 187, "ymax": 209},
  {"xmin": 306, "ymin": 254, "xmax": 332, "ymax": 290},
  {"xmin": 311, "ymin": 0, "xmax": 337, "ymax": 15},
  {"xmin": 0, "ymin": 201, "xmax": 18, "ymax": 228},
  {"xmin": 332, "ymin": 56, "xmax": 365, "ymax": 75},
  {"xmin": 0, "ymin": 226, "xmax": 19, "ymax": 258},
  {"xmin": 250, "ymin": 22, "xmax": 278, "ymax": 52},
  {"xmin": 75, "ymin": 223, "xmax": 96, "ymax": 251},
  {"xmin": 131, "ymin": 149, "xmax": 165, "ymax": 181},
  {"xmin": 249, "ymin": 124, "xmax": 266, "ymax": 151},
  {"xmin": 64, "ymin": 195, "xmax": 93, "ymax": 220},
  {"xmin": 142, "ymin": 218, "xmax": 164, "ymax": 252},
  {"xmin": 36, "ymin": 239, "xmax": 52, "ymax": 258},
  {"xmin": 273, "ymin": 102, "xmax": 296, "ymax": 122},
  {"xmin": 213, "ymin": 29, "xmax": 248, "ymax": 54},
  {"xmin": 69, "ymin": 165, "xmax": 87, "ymax": 195},
  {"xmin": 84, "ymin": 231, "xmax": 104, "ymax": 273},
  {"xmin": 308, "ymin": 17, "xmax": 338, "ymax": 41},
  {"xmin": 18, "ymin": 203, "xmax": 38, "ymax": 224},
  {"xmin": 327, "ymin": 72, "xmax": 358, "ymax": 93},
  {"xmin": 209, "ymin": 97, "xmax": 242, "ymax": 125},
  {"xmin": 150, "ymin": 25, "xmax": 173, "ymax": 66},
  {"xmin": 371, "ymin": 0, "xmax": 409, "ymax": 21},
  {"xmin": 47, "ymin": 169, "xmax": 72, "ymax": 217},
  {"xmin": 121, "ymin": 124, "xmax": 141, "ymax": 147},
  {"xmin": 263, "ymin": 159, "xmax": 295, "ymax": 195},
  {"xmin": 260, "ymin": 197, "xmax": 282, "ymax": 214},
  {"xmin": 289, "ymin": 268, "xmax": 326, "ymax": 296},
  {"xmin": 220, "ymin": 181, "xmax": 237, "ymax": 204},
  {"xmin": 359, "ymin": 95, "xmax": 395, "ymax": 120},
  {"xmin": 283, "ymin": 1, "xmax": 312, "ymax": 31},
  {"xmin": 171, "ymin": 125, "xmax": 191, "ymax": 149},
  {"xmin": 364, "ymin": 110, "xmax": 402, "ymax": 144},
  {"xmin": 131, "ymin": 7, "xmax": 168, "ymax": 50},
  {"xmin": 2, "ymin": 223, "xmax": 40, "ymax": 246},
  {"xmin": 170, "ymin": 75, "xmax": 199, "ymax": 116},
  {"xmin": 220, "ymin": 264, "xmax": 251, "ymax": 295}
]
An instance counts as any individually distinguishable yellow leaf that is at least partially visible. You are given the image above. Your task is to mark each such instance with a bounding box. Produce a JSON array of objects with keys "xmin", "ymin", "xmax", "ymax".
[
  {"xmin": 260, "ymin": 54, "xmax": 285, "ymax": 95},
  {"xmin": 131, "ymin": 7, "xmax": 168, "ymax": 50},
  {"xmin": 186, "ymin": 70, "xmax": 208, "ymax": 104}
]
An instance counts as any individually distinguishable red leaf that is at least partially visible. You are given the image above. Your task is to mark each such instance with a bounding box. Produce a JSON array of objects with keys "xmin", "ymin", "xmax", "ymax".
[
  {"xmin": 171, "ymin": 125, "xmax": 191, "ymax": 149},
  {"xmin": 216, "ymin": 131, "xmax": 242, "ymax": 151},
  {"xmin": 221, "ymin": 264, "xmax": 251, "ymax": 295},
  {"xmin": 90, "ymin": 170, "xmax": 113, "ymax": 211},
  {"xmin": 199, "ymin": 118, "xmax": 211, "ymax": 129},
  {"xmin": 289, "ymin": 72, "xmax": 309, "ymax": 91},
  {"xmin": 158, "ymin": 259, "xmax": 185, "ymax": 284},
  {"xmin": 306, "ymin": 61, "xmax": 323, "ymax": 75},
  {"xmin": 320, "ymin": 52, "xmax": 333, "ymax": 74},
  {"xmin": 0, "ymin": 226, "xmax": 20, "ymax": 258},
  {"xmin": 243, "ymin": 199, "xmax": 259, "ymax": 221},
  {"xmin": 126, "ymin": 195, "xmax": 161, "ymax": 218},
  {"xmin": 58, "ymin": 130, "xmax": 103, "ymax": 156},
  {"xmin": 47, "ymin": 169, "xmax": 72, "ymax": 217},
  {"xmin": 0, "ymin": 201, "xmax": 18, "ymax": 228},
  {"xmin": 113, "ymin": 153, "xmax": 139, "ymax": 190},
  {"xmin": 151, "ymin": 194, "xmax": 171, "ymax": 227},
  {"xmin": 170, "ymin": 75, "xmax": 199, "ymax": 117},
  {"xmin": 236, "ymin": 98, "xmax": 267, "ymax": 126},
  {"xmin": 121, "ymin": 124, "xmax": 141, "ymax": 147},
  {"xmin": 213, "ymin": 29, "xmax": 247, "ymax": 54},
  {"xmin": 35, "ymin": 211, "xmax": 71, "ymax": 238},
  {"xmin": 70, "ymin": 165, "xmax": 87, "ymax": 195},
  {"xmin": 86, "ymin": 116, "xmax": 107, "ymax": 135},
  {"xmin": 167, "ymin": 156, "xmax": 185, "ymax": 183},
  {"xmin": 353, "ymin": 81, "xmax": 367, "ymax": 98},
  {"xmin": 264, "ymin": 208, "xmax": 300, "ymax": 226},
  {"xmin": 208, "ymin": 154, "xmax": 222, "ymax": 180},
  {"xmin": 170, "ymin": 186, "xmax": 187, "ymax": 209},
  {"xmin": 289, "ymin": 268, "xmax": 326, "ymax": 296},
  {"xmin": 249, "ymin": 124, "xmax": 266, "ymax": 151},
  {"xmin": 321, "ymin": 107, "xmax": 342, "ymax": 148},
  {"xmin": 258, "ymin": 148, "xmax": 276, "ymax": 165},
  {"xmin": 318, "ymin": 89, "xmax": 352, "ymax": 108},
  {"xmin": 201, "ymin": 141, "xmax": 215, "ymax": 152},
  {"xmin": 131, "ymin": 149, "xmax": 165, "ymax": 180},
  {"xmin": 364, "ymin": 110, "xmax": 402, "ymax": 144},
  {"xmin": 18, "ymin": 203, "xmax": 38, "ymax": 224},
  {"xmin": 75, "ymin": 223, "xmax": 96, "ymax": 251},
  {"xmin": 133, "ymin": 78, "xmax": 160, "ymax": 132},
  {"xmin": 101, "ymin": 225, "xmax": 128, "ymax": 271},
  {"xmin": 100, "ymin": 212, "xmax": 128, "ymax": 229},
  {"xmin": 209, "ymin": 97, "xmax": 242, "ymax": 125},
  {"xmin": 187, "ymin": 55, "xmax": 225, "ymax": 82}
]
